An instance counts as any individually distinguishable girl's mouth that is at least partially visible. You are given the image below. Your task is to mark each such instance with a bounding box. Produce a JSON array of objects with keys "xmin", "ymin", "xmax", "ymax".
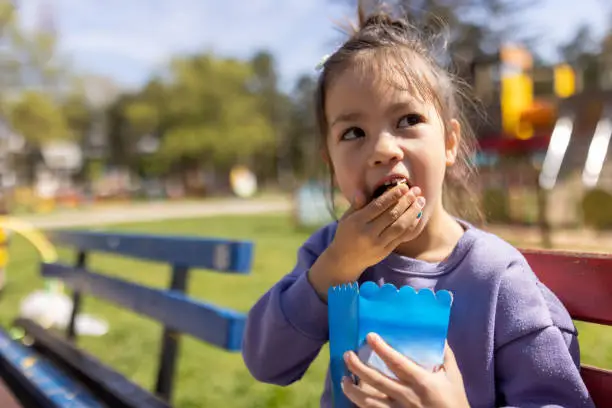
[{"xmin": 371, "ymin": 177, "xmax": 408, "ymax": 200}]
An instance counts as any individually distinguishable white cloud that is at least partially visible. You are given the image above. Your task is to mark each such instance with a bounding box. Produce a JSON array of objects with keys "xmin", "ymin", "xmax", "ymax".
[{"xmin": 34, "ymin": 0, "xmax": 348, "ymax": 90}]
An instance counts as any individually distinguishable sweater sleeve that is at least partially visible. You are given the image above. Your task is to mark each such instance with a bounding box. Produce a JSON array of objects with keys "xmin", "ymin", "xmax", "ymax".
[
  {"xmin": 493, "ymin": 260, "xmax": 595, "ymax": 408},
  {"xmin": 241, "ymin": 224, "xmax": 335, "ymax": 386}
]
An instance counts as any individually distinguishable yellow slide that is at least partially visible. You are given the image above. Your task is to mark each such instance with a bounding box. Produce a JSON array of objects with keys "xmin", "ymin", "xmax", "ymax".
[{"xmin": 0, "ymin": 216, "xmax": 58, "ymax": 264}]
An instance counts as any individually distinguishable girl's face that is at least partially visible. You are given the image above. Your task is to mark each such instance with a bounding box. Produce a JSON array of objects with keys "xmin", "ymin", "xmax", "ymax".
[{"xmin": 324, "ymin": 62, "xmax": 460, "ymax": 232}]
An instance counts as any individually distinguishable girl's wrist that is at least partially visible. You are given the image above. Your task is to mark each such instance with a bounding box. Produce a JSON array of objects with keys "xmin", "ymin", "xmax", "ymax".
[{"xmin": 307, "ymin": 246, "xmax": 360, "ymax": 302}]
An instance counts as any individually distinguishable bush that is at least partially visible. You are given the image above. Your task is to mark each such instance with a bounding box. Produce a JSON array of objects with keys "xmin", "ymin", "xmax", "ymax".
[
  {"xmin": 581, "ymin": 189, "xmax": 612, "ymax": 230},
  {"xmin": 482, "ymin": 188, "xmax": 510, "ymax": 223}
]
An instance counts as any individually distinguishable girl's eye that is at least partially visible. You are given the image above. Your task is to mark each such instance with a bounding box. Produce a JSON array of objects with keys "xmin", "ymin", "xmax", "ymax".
[
  {"xmin": 341, "ymin": 127, "xmax": 366, "ymax": 141},
  {"xmin": 398, "ymin": 114, "xmax": 424, "ymax": 128}
]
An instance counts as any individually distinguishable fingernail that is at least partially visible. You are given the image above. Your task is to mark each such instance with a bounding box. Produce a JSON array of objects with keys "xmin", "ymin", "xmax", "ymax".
[
  {"xmin": 344, "ymin": 351, "xmax": 351, "ymax": 362},
  {"xmin": 416, "ymin": 196, "xmax": 426, "ymax": 208},
  {"xmin": 411, "ymin": 186, "xmax": 421, "ymax": 196}
]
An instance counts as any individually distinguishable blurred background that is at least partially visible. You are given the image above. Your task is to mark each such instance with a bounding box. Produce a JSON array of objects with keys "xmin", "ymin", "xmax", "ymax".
[
  {"xmin": 0, "ymin": 0, "xmax": 612, "ymax": 230},
  {"xmin": 0, "ymin": 0, "xmax": 611, "ymax": 407}
]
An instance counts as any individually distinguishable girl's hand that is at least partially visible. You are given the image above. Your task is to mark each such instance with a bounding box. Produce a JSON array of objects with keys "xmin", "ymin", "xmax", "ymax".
[
  {"xmin": 342, "ymin": 333, "xmax": 470, "ymax": 408},
  {"xmin": 307, "ymin": 184, "xmax": 425, "ymax": 300},
  {"xmin": 334, "ymin": 184, "xmax": 424, "ymax": 267}
]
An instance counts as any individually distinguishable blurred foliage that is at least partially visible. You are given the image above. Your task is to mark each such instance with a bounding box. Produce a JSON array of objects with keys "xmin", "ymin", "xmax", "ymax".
[
  {"xmin": 581, "ymin": 189, "xmax": 612, "ymax": 230},
  {"xmin": 161, "ymin": 55, "xmax": 274, "ymax": 165},
  {"xmin": 482, "ymin": 187, "xmax": 510, "ymax": 223},
  {"xmin": 1, "ymin": 1, "xmax": 88, "ymax": 147},
  {"xmin": 0, "ymin": 1, "xmax": 322, "ymax": 188},
  {"xmin": 61, "ymin": 88, "xmax": 93, "ymax": 141},
  {"xmin": 3, "ymin": 0, "xmax": 612, "ymax": 196},
  {"xmin": 6, "ymin": 90, "xmax": 69, "ymax": 143},
  {"xmin": 107, "ymin": 51, "xmax": 320, "ymax": 185}
]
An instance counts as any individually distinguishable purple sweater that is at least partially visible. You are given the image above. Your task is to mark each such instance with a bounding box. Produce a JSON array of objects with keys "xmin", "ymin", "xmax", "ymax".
[{"xmin": 242, "ymin": 221, "xmax": 595, "ymax": 407}]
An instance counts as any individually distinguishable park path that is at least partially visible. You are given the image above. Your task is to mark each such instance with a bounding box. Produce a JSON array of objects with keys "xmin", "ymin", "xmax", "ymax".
[
  {"xmin": 15, "ymin": 197, "xmax": 292, "ymax": 230},
  {"xmin": 8, "ymin": 197, "xmax": 611, "ymax": 252}
]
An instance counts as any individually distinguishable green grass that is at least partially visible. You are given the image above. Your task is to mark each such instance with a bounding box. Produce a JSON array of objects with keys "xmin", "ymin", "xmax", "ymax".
[{"xmin": 1, "ymin": 214, "xmax": 610, "ymax": 407}]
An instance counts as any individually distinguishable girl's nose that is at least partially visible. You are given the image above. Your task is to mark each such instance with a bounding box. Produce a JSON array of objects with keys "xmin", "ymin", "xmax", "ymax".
[{"xmin": 368, "ymin": 133, "xmax": 404, "ymax": 166}]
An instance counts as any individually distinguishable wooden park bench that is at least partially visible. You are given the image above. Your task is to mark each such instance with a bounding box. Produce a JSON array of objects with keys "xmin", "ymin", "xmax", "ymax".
[
  {"xmin": 523, "ymin": 248, "xmax": 612, "ymax": 408},
  {"xmin": 0, "ymin": 230, "xmax": 254, "ymax": 408},
  {"xmin": 0, "ymin": 229, "xmax": 609, "ymax": 407}
]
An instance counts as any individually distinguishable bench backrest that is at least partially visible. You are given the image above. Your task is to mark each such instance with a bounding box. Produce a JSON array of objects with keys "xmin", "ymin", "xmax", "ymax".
[
  {"xmin": 42, "ymin": 230, "xmax": 254, "ymax": 403},
  {"xmin": 522, "ymin": 249, "xmax": 612, "ymax": 408}
]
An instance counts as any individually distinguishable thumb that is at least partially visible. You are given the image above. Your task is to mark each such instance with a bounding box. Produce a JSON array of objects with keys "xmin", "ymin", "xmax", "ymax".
[
  {"xmin": 442, "ymin": 341, "xmax": 463, "ymax": 382},
  {"xmin": 342, "ymin": 190, "xmax": 367, "ymax": 219}
]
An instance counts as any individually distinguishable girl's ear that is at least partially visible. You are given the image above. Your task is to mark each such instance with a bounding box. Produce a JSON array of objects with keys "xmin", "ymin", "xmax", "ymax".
[{"xmin": 445, "ymin": 119, "xmax": 461, "ymax": 166}]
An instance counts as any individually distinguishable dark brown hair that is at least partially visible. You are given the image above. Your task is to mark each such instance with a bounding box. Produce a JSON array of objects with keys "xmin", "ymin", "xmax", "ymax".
[{"xmin": 315, "ymin": 1, "xmax": 483, "ymax": 224}]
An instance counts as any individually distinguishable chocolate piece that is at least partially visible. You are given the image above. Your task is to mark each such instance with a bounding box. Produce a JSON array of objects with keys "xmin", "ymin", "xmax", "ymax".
[{"xmin": 371, "ymin": 179, "xmax": 407, "ymax": 200}]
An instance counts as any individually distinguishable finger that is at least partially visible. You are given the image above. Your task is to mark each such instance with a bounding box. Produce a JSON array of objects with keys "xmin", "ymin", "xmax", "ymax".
[
  {"xmin": 368, "ymin": 188, "xmax": 419, "ymax": 233},
  {"xmin": 380, "ymin": 195, "xmax": 426, "ymax": 246},
  {"xmin": 443, "ymin": 341, "xmax": 456, "ymax": 367},
  {"xmin": 360, "ymin": 380, "xmax": 390, "ymax": 399},
  {"xmin": 366, "ymin": 333, "xmax": 429, "ymax": 386},
  {"xmin": 349, "ymin": 377, "xmax": 389, "ymax": 400},
  {"xmin": 342, "ymin": 377, "xmax": 392, "ymax": 408},
  {"xmin": 360, "ymin": 183, "xmax": 409, "ymax": 222},
  {"xmin": 344, "ymin": 351, "xmax": 406, "ymax": 400},
  {"xmin": 341, "ymin": 190, "xmax": 368, "ymax": 220},
  {"xmin": 441, "ymin": 342, "xmax": 464, "ymax": 383}
]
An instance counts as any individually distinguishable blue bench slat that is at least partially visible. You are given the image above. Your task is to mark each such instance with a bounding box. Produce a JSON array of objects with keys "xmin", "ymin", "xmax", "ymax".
[
  {"xmin": 0, "ymin": 327, "xmax": 105, "ymax": 408},
  {"xmin": 42, "ymin": 263, "xmax": 246, "ymax": 351},
  {"xmin": 13, "ymin": 318, "xmax": 171, "ymax": 408},
  {"xmin": 47, "ymin": 230, "xmax": 254, "ymax": 273}
]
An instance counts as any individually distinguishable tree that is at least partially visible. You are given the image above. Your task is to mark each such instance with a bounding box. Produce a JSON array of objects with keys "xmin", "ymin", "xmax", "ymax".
[
  {"xmin": 250, "ymin": 51, "xmax": 293, "ymax": 186},
  {"xmin": 105, "ymin": 79, "xmax": 167, "ymax": 175},
  {"xmin": 600, "ymin": 33, "xmax": 612, "ymax": 90},
  {"xmin": 113, "ymin": 52, "xmax": 276, "ymax": 190},
  {"xmin": 1, "ymin": 2, "xmax": 75, "ymax": 150},
  {"xmin": 4, "ymin": 89, "xmax": 70, "ymax": 184},
  {"xmin": 558, "ymin": 24, "xmax": 601, "ymax": 91},
  {"xmin": 160, "ymin": 54, "xmax": 274, "ymax": 166},
  {"xmin": 61, "ymin": 88, "xmax": 93, "ymax": 141},
  {"xmin": 0, "ymin": 1, "xmax": 66, "ymax": 98},
  {"xmin": 558, "ymin": 25, "xmax": 597, "ymax": 65},
  {"xmin": 6, "ymin": 90, "xmax": 68, "ymax": 144},
  {"xmin": 285, "ymin": 75, "xmax": 319, "ymax": 180}
]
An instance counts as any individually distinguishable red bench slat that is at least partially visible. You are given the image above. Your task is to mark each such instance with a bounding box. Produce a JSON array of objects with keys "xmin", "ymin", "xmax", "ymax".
[
  {"xmin": 0, "ymin": 379, "xmax": 22, "ymax": 408},
  {"xmin": 521, "ymin": 249, "xmax": 612, "ymax": 326},
  {"xmin": 521, "ymin": 249, "xmax": 612, "ymax": 407},
  {"xmin": 581, "ymin": 366, "xmax": 612, "ymax": 408}
]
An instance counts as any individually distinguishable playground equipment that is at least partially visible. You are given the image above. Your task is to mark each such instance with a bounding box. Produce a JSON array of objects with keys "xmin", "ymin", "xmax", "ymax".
[
  {"xmin": 473, "ymin": 44, "xmax": 611, "ymax": 187},
  {"xmin": 0, "ymin": 216, "xmax": 108, "ymax": 337},
  {"xmin": 471, "ymin": 45, "xmax": 612, "ymax": 229},
  {"xmin": 0, "ymin": 217, "xmax": 58, "ymax": 264},
  {"xmin": 486, "ymin": 90, "xmax": 612, "ymax": 191},
  {"xmin": 471, "ymin": 44, "xmax": 577, "ymax": 144}
]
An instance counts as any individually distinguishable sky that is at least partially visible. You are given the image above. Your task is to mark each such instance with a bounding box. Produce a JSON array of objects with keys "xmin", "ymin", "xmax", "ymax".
[{"xmin": 15, "ymin": 0, "xmax": 612, "ymax": 93}]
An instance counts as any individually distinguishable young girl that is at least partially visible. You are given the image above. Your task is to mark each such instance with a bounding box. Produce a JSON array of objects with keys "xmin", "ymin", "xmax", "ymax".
[{"xmin": 242, "ymin": 4, "xmax": 595, "ymax": 408}]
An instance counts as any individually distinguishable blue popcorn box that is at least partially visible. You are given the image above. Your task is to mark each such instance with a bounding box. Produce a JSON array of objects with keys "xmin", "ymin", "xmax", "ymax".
[{"xmin": 328, "ymin": 281, "xmax": 453, "ymax": 408}]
